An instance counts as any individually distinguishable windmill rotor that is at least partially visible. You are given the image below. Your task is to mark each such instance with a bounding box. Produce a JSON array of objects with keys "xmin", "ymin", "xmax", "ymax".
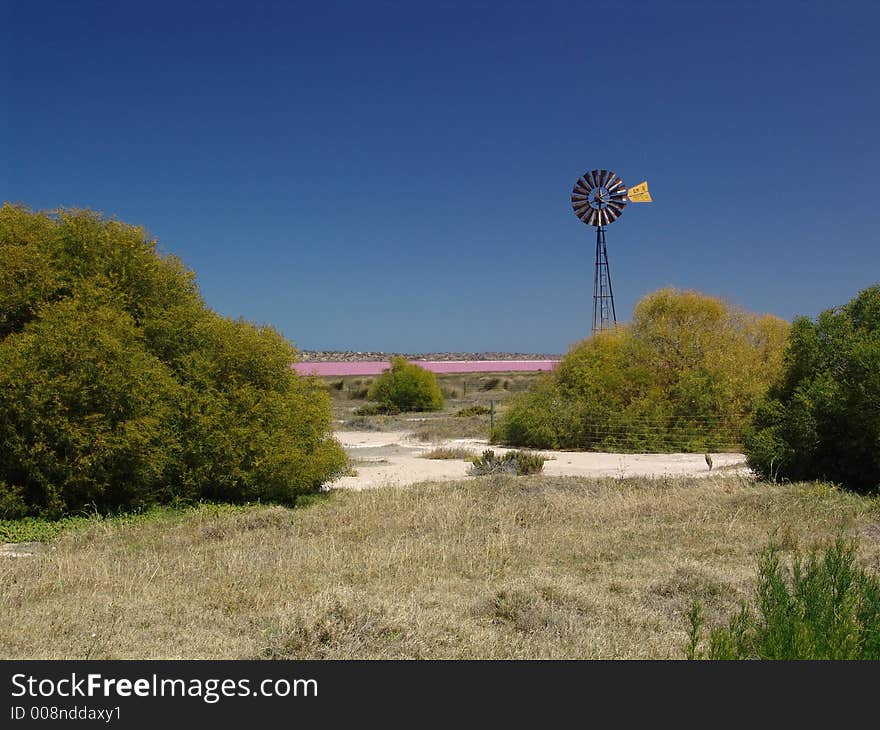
[{"xmin": 571, "ymin": 169, "xmax": 628, "ymax": 226}]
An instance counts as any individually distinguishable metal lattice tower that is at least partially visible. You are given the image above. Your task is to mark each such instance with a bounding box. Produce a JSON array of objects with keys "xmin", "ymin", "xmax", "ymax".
[
  {"xmin": 593, "ymin": 225, "xmax": 616, "ymax": 334},
  {"xmin": 571, "ymin": 168, "xmax": 652, "ymax": 336}
]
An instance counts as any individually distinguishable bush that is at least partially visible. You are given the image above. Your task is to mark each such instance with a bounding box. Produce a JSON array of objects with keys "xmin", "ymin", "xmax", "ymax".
[
  {"xmin": 0, "ymin": 205, "xmax": 347, "ymax": 517},
  {"xmin": 469, "ymin": 449, "xmax": 545, "ymax": 476},
  {"xmin": 686, "ymin": 538, "xmax": 880, "ymax": 659},
  {"xmin": 494, "ymin": 288, "xmax": 789, "ymax": 452},
  {"xmin": 367, "ymin": 357, "xmax": 444, "ymax": 412},
  {"xmin": 744, "ymin": 285, "xmax": 880, "ymax": 493}
]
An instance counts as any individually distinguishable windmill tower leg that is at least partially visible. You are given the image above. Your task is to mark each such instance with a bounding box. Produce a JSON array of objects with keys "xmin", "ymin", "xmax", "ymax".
[{"xmin": 592, "ymin": 225, "xmax": 617, "ymax": 335}]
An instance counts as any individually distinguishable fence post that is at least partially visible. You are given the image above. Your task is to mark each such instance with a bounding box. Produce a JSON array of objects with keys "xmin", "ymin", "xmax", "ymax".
[{"xmin": 490, "ymin": 399, "xmax": 495, "ymax": 431}]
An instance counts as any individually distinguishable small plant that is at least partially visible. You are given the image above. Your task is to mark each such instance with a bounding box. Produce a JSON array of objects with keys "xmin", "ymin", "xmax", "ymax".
[
  {"xmin": 686, "ymin": 537, "xmax": 880, "ymax": 659},
  {"xmin": 367, "ymin": 357, "xmax": 444, "ymax": 412},
  {"xmin": 469, "ymin": 449, "xmax": 545, "ymax": 476},
  {"xmin": 421, "ymin": 447, "xmax": 475, "ymax": 460},
  {"xmin": 456, "ymin": 405, "xmax": 491, "ymax": 417}
]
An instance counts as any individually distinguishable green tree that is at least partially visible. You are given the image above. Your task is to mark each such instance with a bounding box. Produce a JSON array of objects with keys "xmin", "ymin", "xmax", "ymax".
[
  {"xmin": 745, "ymin": 284, "xmax": 880, "ymax": 492},
  {"xmin": 367, "ymin": 357, "xmax": 444, "ymax": 412}
]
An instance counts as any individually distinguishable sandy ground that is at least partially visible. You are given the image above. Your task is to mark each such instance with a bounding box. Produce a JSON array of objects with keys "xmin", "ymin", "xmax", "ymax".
[{"xmin": 332, "ymin": 431, "xmax": 748, "ymax": 490}]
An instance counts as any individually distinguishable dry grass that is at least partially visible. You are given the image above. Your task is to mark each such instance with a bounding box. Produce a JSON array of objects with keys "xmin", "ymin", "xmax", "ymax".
[
  {"xmin": 331, "ymin": 371, "xmax": 542, "ymax": 439},
  {"xmin": 420, "ymin": 447, "xmax": 476, "ymax": 460},
  {"xmin": 1, "ymin": 476, "xmax": 878, "ymax": 659},
  {"xmin": 337, "ymin": 412, "xmax": 491, "ymax": 440}
]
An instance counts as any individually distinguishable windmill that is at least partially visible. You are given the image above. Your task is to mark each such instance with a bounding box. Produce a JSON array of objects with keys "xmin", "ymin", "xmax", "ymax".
[{"xmin": 571, "ymin": 170, "xmax": 652, "ymax": 335}]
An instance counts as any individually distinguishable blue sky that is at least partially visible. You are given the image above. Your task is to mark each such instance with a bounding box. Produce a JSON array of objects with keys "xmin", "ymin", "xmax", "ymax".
[{"xmin": 3, "ymin": 1, "xmax": 878, "ymax": 353}]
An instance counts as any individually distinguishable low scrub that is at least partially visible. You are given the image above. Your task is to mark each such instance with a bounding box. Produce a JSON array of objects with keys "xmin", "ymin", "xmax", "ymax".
[
  {"xmin": 686, "ymin": 537, "xmax": 880, "ymax": 659},
  {"xmin": 469, "ymin": 449, "xmax": 545, "ymax": 476},
  {"xmin": 456, "ymin": 405, "xmax": 491, "ymax": 417},
  {"xmin": 354, "ymin": 403, "xmax": 401, "ymax": 416}
]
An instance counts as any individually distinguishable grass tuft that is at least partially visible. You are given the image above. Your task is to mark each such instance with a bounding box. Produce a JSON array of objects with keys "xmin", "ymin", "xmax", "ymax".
[{"xmin": 420, "ymin": 447, "xmax": 475, "ymax": 460}]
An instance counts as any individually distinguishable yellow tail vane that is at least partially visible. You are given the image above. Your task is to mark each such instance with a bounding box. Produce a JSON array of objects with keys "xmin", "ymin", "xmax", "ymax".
[{"xmin": 627, "ymin": 180, "xmax": 652, "ymax": 202}]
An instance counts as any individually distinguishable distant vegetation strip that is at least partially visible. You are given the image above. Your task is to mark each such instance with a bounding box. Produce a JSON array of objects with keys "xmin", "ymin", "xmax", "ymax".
[{"xmin": 293, "ymin": 360, "xmax": 560, "ymax": 376}]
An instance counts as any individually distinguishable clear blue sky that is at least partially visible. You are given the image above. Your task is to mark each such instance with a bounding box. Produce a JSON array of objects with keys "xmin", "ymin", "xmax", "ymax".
[{"xmin": 3, "ymin": 1, "xmax": 878, "ymax": 353}]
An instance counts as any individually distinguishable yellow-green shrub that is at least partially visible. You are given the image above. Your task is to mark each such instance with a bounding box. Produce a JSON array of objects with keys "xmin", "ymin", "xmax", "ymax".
[
  {"xmin": 495, "ymin": 288, "xmax": 789, "ymax": 452},
  {"xmin": 0, "ymin": 204, "xmax": 346, "ymax": 517},
  {"xmin": 367, "ymin": 357, "xmax": 443, "ymax": 412}
]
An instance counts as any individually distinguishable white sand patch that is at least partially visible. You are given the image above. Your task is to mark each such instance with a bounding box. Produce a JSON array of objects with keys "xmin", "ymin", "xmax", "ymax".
[
  {"xmin": 332, "ymin": 431, "xmax": 749, "ymax": 490},
  {"xmin": 334, "ymin": 431, "xmax": 424, "ymax": 450}
]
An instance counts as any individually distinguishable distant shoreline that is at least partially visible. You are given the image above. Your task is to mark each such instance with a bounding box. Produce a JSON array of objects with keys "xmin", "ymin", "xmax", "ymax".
[
  {"xmin": 293, "ymin": 359, "xmax": 560, "ymax": 376},
  {"xmin": 298, "ymin": 351, "xmax": 562, "ymax": 363}
]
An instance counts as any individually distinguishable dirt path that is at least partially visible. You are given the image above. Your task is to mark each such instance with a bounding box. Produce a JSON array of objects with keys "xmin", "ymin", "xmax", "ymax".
[{"xmin": 332, "ymin": 431, "xmax": 748, "ymax": 490}]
